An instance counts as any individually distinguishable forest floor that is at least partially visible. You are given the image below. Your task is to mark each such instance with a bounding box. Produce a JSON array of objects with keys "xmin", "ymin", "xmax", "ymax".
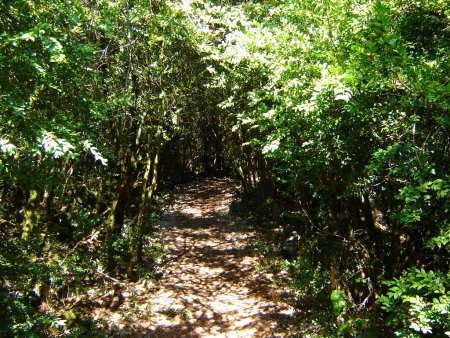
[{"xmin": 92, "ymin": 177, "xmax": 300, "ymax": 337}]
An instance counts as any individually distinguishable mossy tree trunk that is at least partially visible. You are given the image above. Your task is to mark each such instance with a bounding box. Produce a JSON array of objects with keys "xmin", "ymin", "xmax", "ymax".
[
  {"xmin": 22, "ymin": 189, "xmax": 39, "ymax": 242},
  {"xmin": 127, "ymin": 144, "xmax": 160, "ymax": 277}
]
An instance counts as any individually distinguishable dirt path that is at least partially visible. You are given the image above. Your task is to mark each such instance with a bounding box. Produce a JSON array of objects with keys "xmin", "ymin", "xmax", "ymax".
[{"xmin": 94, "ymin": 178, "xmax": 297, "ymax": 337}]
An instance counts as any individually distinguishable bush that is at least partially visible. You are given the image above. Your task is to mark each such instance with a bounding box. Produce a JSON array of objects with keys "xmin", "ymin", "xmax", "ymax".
[{"xmin": 379, "ymin": 267, "xmax": 450, "ymax": 337}]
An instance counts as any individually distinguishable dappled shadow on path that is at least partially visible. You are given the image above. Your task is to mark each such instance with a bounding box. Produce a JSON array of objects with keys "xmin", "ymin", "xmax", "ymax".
[{"xmin": 94, "ymin": 178, "xmax": 297, "ymax": 337}]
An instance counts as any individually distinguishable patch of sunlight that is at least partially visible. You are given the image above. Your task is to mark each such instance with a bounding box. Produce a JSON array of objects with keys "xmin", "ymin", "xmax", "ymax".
[
  {"xmin": 199, "ymin": 266, "xmax": 224, "ymax": 275},
  {"xmin": 234, "ymin": 316, "xmax": 255, "ymax": 328},
  {"xmin": 183, "ymin": 206, "xmax": 203, "ymax": 216},
  {"xmin": 209, "ymin": 296, "xmax": 259, "ymax": 315},
  {"xmin": 110, "ymin": 313, "xmax": 121, "ymax": 322},
  {"xmin": 241, "ymin": 257, "xmax": 254, "ymax": 265},
  {"xmin": 215, "ymin": 205, "xmax": 228, "ymax": 212}
]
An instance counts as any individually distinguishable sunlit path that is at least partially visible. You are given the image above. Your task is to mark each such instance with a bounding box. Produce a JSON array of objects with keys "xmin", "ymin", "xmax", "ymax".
[{"xmin": 146, "ymin": 178, "xmax": 296, "ymax": 337}]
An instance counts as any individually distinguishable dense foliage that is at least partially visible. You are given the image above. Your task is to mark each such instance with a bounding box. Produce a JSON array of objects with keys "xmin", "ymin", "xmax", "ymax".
[{"xmin": 1, "ymin": 0, "xmax": 448, "ymax": 336}]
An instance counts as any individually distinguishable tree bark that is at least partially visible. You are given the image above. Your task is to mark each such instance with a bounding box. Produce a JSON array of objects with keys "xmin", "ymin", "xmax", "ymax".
[
  {"xmin": 22, "ymin": 189, "xmax": 39, "ymax": 241},
  {"xmin": 127, "ymin": 146, "xmax": 160, "ymax": 277}
]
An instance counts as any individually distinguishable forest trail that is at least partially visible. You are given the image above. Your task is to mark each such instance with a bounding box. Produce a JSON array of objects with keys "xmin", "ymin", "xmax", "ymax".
[{"xmin": 95, "ymin": 178, "xmax": 297, "ymax": 337}]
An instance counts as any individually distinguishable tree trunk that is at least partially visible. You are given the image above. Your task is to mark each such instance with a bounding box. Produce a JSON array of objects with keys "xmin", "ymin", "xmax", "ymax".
[
  {"xmin": 22, "ymin": 189, "xmax": 39, "ymax": 241},
  {"xmin": 106, "ymin": 151, "xmax": 130, "ymax": 271},
  {"xmin": 127, "ymin": 147, "xmax": 160, "ymax": 277}
]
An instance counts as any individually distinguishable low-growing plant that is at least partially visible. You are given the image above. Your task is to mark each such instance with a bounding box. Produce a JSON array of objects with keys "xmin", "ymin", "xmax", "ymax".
[{"xmin": 379, "ymin": 267, "xmax": 450, "ymax": 337}]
